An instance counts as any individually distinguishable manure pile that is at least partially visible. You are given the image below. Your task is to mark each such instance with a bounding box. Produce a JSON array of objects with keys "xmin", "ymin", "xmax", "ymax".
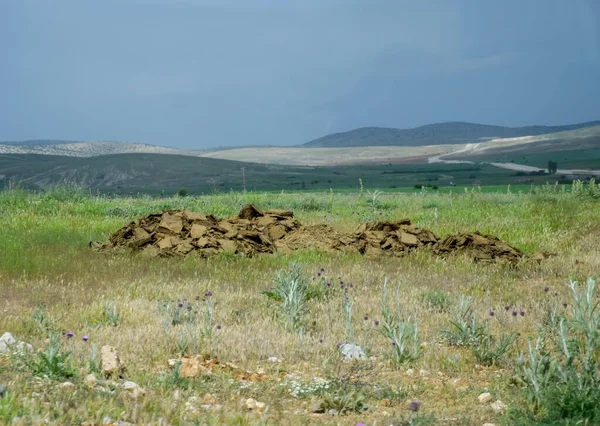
[{"xmin": 92, "ymin": 204, "xmax": 523, "ymax": 263}]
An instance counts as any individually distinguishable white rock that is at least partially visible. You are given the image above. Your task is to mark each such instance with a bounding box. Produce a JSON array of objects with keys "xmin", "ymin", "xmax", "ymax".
[
  {"xmin": 245, "ymin": 398, "xmax": 257, "ymax": 410},
  {"xmin": 339, "ymin": 343, "xmax": 367, "ymax": 361},
  {"xmin": 60, "ymin": 381, "xmax": 75, "ymax": 389},
  {"xmin": 256, "ymin": 401, "xmax": 267, "ymax": 412},
  {"xmin": 84, "ymin": 374, "xmax": 98, "ymax": 388},
  {"xmin": 419, "ymin": 369, "xmax": 430, "ymax": 377},
  {"xmin": 185, "ymin": 396, "xmax": 201, "ymax": 415},
  {"xmin": 491, "ymin": 400, "xmax": 507, "ymax": 414},
  {"xmin": 478, "ymin": 392, "xmax": 493, "ymax": 404},
  {"xmin": 121, "ymin": 381, "xmax": 145, "ymax": 399},
  {"xmin": 482, "ymin": 423, "xmax": 497, "ymax": 426},
  {"xmin": 267, "ymin": 357, "xmax": 281, "ymax": 363},
  {"xmin": 0, "ymin": 332, "xmax": 33, "ymax": 356},
  {"xmin": 405, "ymin": 368, "xmax": 415, "ymax": 377}
]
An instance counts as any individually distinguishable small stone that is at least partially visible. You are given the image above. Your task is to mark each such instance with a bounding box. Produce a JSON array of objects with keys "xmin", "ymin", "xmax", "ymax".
[
  {"xmin": 185, "ymin": 396, "xmax": 201, "ymax": 415},
  {"xmin": 202, "ymin": 393, "xmax": 217, "ymax": 405},
  {"xmin": 482, "ymin": 423, "xmax": 497, "ymax": 426},
  {"xmin": 310, "ymin": 401, "xmax": 324, "ymax": 413},
  {"xmin": 101, "ymin": 346, "xmax": 124, "ymax": 378},
  {"xmin": 60, "ymin": 381, "xmax": 75, "ymax": 389},
  {"xmin": 0, "ymin": 332, "xmax": 33, "ymax": 355},
  {"xmin": 339, "ymin": 343, "xmax": 367, "ymax": 361},
  {"xmin": 173, "ymin": 389, "xmax": 181, "ymax": 400},
  {"xmin": 0, "ymin": 385, "xmax": 6, "ymax": 398},
  {"xmin": 245, "ymin": 398, "xmax": 257, "ymax": 410},
  {"xmin": 491, "ymin": 400, "xmax": 507, "ymax": 414},
  {"xmin": 405, "ymin": 368, "xmax": 415, "ymax": 377},
  {"xmin": 121, "ymin": 381, "xmax": 145, "ymax": 399},
  {"xmin": 256, "ymin": 401, "xmax": 266, "ymax": 412},
  {"xmin": 267, "ymin": 356, "xmax": 281, "ymax": 363},
  {"xmin": 327, "ymin": 409, "xmax": 339, "ymax": 416},
  {"xmin": 102, "ymin": 416, "xmax": 113, "ymax": 425},
  {"xmin": 122, "ymin": 381, "xmax": 137, "ymax": 390},
  {"xmin": 478, "ymin": 392, "xmax": 493, "ymax": 404},
  {"xmin": 84, "ymin": 374, "xmax": 98, "ymax": 388},
  {"xmin": 419, "ymin": 369, "xmax": 430, "ymax": 377}
]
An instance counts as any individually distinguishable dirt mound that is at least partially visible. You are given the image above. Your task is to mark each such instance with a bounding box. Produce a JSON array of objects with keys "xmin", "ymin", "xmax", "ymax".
[
  {"xmin": 94, "ymin": 205, "xmax": 300, "ymax": 258},
  {"xmin": 433, "ymin": 232, "xmax": 523, "ymax": 263},
  {"xmin": 93, "ymin": 204, "xmax": 524, "ymax": 263}
]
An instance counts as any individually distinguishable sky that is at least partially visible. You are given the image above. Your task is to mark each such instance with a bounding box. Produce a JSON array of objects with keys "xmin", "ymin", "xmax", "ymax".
[{"xmin": 1, "ymin": 0, "xmax": 599, "ymax": 148}]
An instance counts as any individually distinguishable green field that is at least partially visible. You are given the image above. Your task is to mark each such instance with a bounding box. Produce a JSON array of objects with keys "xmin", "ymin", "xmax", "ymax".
[
  {"xmin": 0, "ymin": 153, "xmax": 574, "ymax": 196},
  {"xmin": 459, "ymin": 147, "xmax": 600, "ymax": 171},
  {"xmin": 1, "ymin": 184, "xmax": 600, "ymax": 425}
]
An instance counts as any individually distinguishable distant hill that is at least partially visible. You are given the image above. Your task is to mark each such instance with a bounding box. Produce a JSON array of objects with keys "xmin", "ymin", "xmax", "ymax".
[
  {"xmin": 303, "ymin": 121, "xmax": 600, "ymax": 147},
  {"xmin": 0, "ymin": 139, "xmax": 81, "ymax": 147},
  {"xmin": 0, "ymin": 140, "xmax": 203, "ymax": 157}
]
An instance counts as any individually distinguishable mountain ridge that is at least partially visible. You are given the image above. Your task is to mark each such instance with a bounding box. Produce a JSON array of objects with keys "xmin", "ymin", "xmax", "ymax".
[{"xmin": 303, "ymin": 120, "xmax": 600, "ymax": 148}]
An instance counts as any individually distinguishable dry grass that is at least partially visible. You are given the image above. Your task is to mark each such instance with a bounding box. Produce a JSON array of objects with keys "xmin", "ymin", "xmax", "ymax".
[{"xmin": 0, "ymin": 187, "xmax": 599, "ymax": 425}]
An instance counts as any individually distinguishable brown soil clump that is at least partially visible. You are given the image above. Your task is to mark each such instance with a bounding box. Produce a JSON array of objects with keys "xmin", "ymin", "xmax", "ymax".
[
  {"xmin": 93, "ymin": 204, "xmax": 524, "ymax": 263},
  {"xmin": 433, "ymin": 232, "xmax": 523, "ymax": 263}
]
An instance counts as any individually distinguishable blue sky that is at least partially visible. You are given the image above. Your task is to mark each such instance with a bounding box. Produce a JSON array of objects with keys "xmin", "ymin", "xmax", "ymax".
[{"xmin": 1, "ymin": 0, "xmax": 599, "ymax": 148}]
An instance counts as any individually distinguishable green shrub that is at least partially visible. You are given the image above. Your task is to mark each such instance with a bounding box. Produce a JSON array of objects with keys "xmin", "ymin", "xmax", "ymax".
[{"xmin": 514, "ymin": 277, "xmax": 600, "ymax": 423}]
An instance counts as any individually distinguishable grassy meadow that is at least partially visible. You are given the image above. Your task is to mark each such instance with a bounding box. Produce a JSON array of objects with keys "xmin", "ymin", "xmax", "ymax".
[{"xmin": 1, "ymin": 183, "xmax": 600, "ymax": 425}]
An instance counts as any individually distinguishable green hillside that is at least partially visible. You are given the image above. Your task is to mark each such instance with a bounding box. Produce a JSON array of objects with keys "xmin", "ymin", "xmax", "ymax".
[{"xmin": 0, "ymin": 153, "xmax": 565, "ymax": 195}]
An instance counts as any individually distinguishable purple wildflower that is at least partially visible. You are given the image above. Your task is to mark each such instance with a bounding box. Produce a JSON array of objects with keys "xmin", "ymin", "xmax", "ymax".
[
  {"xmin": 512, "ymin": 311, "xmax": 518, "ymax": 317},
  {"xmin": 563, "ymin": 303, "xmax": 568, "ymax": 308},
  {"xmin": 66, "ymin": 332, "xmax": 74, "ymax": 338},
  {"xmin": 205, "ymin": 291, "xmax": 213, "ymax": 297},
  {"xmin": 177, "ymin": 302, "xmax": 183, "ymax": 308},
  {"xmin": 374, "ymin": 319, "xmax": 380, "ymax": 326},
  {"xmin": 489, "ymin": 310, "xmax": 495, "ymax": 316},
  {"xmin": 216, "ymin": 324, "xmax": 222, "ymax": 330},
  {"xmin": 364, "ymin": 315, "xmax": 369, "ymax": 321},
  {"xmin": 408, "ymin": 400, "xmax": 421, "ymax": 412},
  {"xmin": 520, "ymin": 311, "xmax": 525, "ymax": 316},
  {"xmin": 505, "ymin": 305, "xmax": 511, "ymax": 311},
  {"xmin": 82, "ymin": 335, "xmax": 89, "ymax": 342},
  {"xmin": 195, "ymin": 295, "xmax": 200, "ymax": 301},
  {"xmin": 544, "ymin": 287, "xmax": 549, "ymax": 293}
]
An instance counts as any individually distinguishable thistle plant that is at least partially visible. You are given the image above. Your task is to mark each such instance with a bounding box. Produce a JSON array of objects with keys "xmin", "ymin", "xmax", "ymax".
[
  {"xmin": 262, "ymin": 263, "xmax": 323, "ymax": 332},
  {"xmin": 515, "ymin": 277, "xmax": 600, "ymax": 422},
  {"xmin": 379, "ymin": 279, "xmax": 422, "ymax": 366},
  {"xmin": 440, "ymin": 295, "xmax": 486, "ymax": 347}
]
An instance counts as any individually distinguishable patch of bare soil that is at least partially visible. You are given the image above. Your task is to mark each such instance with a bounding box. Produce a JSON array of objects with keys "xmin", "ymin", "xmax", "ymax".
[{"xmin": 92, "ymin": 204, "xmax": 524, "ymax": 262}]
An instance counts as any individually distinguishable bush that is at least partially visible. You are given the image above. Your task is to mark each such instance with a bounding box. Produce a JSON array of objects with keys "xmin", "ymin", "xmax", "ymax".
[
  {"xmin": 24, "ymin": 333, "xmax": 78, "ymax": 380},
  {"xmin": 262, "ymin": 263, "xmax": 325, "ymax": 332},
  {"xmin": 379, "ymin": 280, "xmax": 422, "ymax": 366},
  {"xmin": 514, "ymin": 277, "xmax": 600, "ymax": 423}
]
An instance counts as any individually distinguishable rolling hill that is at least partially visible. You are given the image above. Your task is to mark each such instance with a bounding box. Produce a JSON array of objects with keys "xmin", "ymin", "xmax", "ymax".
[
  {"xmin": 0, "ymin": 140, "xmax": 203, "ymax": 157},
  {"xmin": 302, "ymin": 120, "xmax": 600, "ymax": 148},
  {"xmin": 0, "ymin": 152, "xmax": 529, "ymax": 193}
]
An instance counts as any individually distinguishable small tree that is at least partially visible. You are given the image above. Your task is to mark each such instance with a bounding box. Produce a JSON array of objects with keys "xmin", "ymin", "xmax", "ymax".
[
  {"xmin": 177, "ymin": 188, "xmax": 188, "ymax": 197},
  {"xmin": 547, "ymin": 161, "xmax": 558, "ymax": 174}
]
